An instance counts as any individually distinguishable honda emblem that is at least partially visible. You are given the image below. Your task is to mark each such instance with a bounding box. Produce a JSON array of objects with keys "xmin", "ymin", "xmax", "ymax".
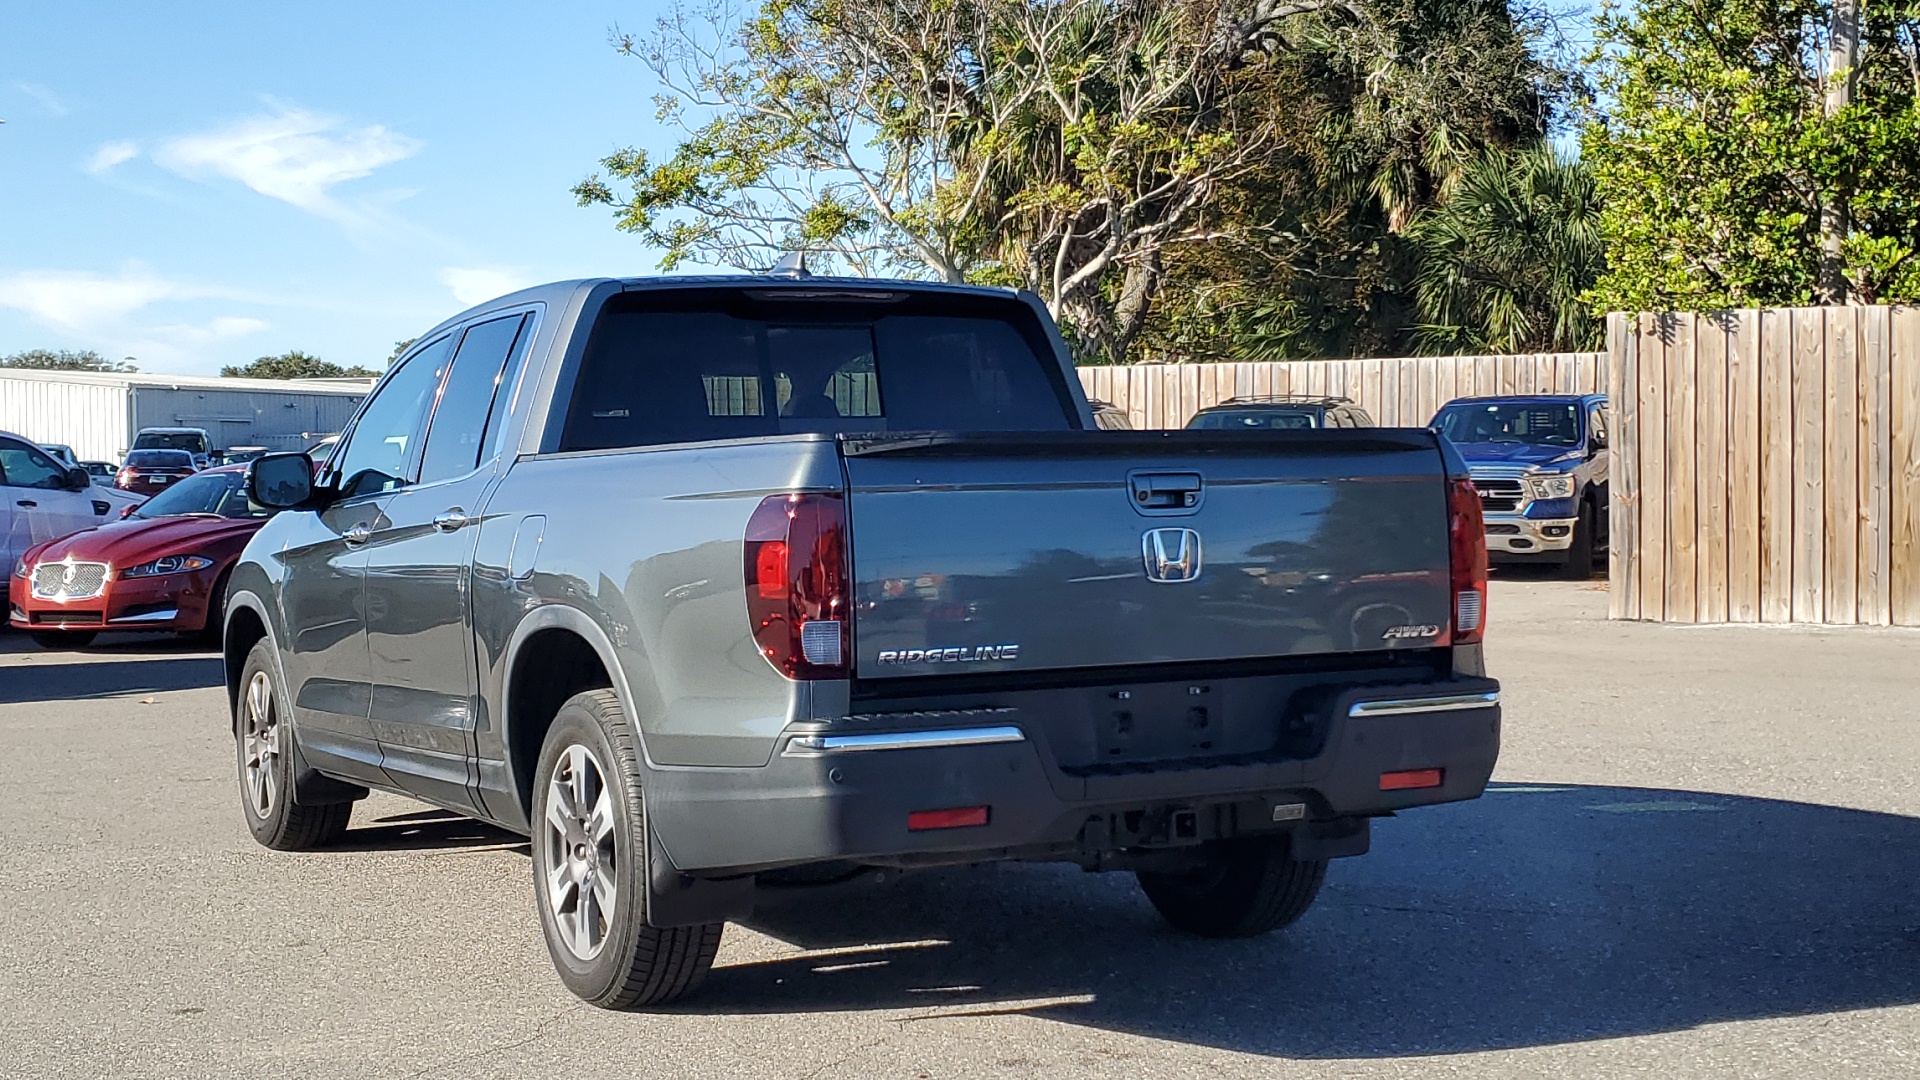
[{"xmin": 1142, "ymin": 528, "xmax": 1202, "ymax": 583}]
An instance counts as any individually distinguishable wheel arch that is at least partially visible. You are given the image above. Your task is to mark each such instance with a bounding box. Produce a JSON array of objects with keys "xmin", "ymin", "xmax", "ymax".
[{"xmin": 499, "ymin": 605, "xmax": 646, "ymax": 822}]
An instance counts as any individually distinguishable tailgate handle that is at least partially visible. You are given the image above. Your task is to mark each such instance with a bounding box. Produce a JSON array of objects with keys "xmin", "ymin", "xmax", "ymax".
[{"xmin": 1130, "ymin": 471, "xmax": 1203, "ymax": 512}]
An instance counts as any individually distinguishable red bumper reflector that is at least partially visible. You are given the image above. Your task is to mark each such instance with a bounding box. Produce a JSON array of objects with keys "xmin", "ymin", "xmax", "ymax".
[
  {"xmin": 907, "ymin": 806, "xmax": 990, "ymax": 831},
  {"xmin": 1380, "ymin": 769, "xmax": 1444, "ymax": 791}
]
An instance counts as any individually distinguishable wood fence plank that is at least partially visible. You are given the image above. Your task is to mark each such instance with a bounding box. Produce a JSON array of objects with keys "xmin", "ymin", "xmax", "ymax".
[
  {"xmin": 1418, "ymin": 359, "xmax": 1438, "ymax": 423},
  {"xmin": 1235, "ymin": 362, "xmax": 1253, "ymax": 400},
  {"xmin": 1791, "ymin": 308, "xmax": 1827, "ymax": 622},
  {"xmin": 1860, "ymin": 307, "xmax": 1893, "ymax": 625},
  {"xmin": 1609, "ymin": 314, "xmax": 1641, "ymax": 619},
  {"xmin": 1181, "ymin": 364, "xmax": 1201, "ymax": 427},
  {"xmin": 1400, "ymin": 359, "xmax": 1419, "ymax": 425},
  {"xmin": 1696, "ymin": 315, "xmax": 1730, "ymax": 622},
  {"xmin": 1253, "ymin": 361, "xmax": 1274, "ymax": 401},
  {"xmin": 1665, "ymin": 313, "xmax": 1699, "ymax": 622},
  {"xmin": 1476, "ymin": 354, "xmax": 1497, "ymax": 401},
  {"xmin": 1727, "ymin": 309, "xmax": 1762, "ymax": 621},
  {"xmin": 1638, "ymin": 313, "xmax": 1669, "ymax": 619},
  {"xmin": 1760, "ymin": 310, "xmax": 1795, "ymax": 621},
  {"xmin": 1894, "ymin": 307, "xmax": 1920, "ymax": 625},
  {"xmin": 1824, "ymin": 308, "xmax": 1860, "ymax": 623},
  {"xmin": 1362, "ymin": 360, "xmax": 1382, "ymax": 421}
]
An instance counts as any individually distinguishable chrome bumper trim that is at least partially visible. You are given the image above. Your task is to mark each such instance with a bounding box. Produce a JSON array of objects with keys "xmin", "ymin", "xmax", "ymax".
[
  {"xmin": 110, "ymin": 608, "xmax": 180, "ymax": 624},
  {"xmin": 784, "ymin": 725, "xmax": 1027, "ymax": 755},
  {"xmin": 1348, "ymin": 691, "xmax": 1500, "ymax": 718},
  {"xmin": 1483, "ymin": 513, "xmax": 1579, "ymax": 553}
]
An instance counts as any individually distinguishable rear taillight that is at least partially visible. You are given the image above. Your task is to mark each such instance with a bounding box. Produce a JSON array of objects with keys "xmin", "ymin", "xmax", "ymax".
[
  {"xmin": 744, "ymin": 493, "xmax": 851, "ymax": 679},
  {"xmin": 1447, "ymin": 477, "xmax": 1488, "ymax": 645}
]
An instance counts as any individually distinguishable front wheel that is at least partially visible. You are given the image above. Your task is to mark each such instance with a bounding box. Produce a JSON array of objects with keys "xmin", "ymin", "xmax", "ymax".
[
  {"xmin": 1137, "ymin": 836, "xmax": 1328, "ymax": 938},
  {"xmin": 531, "ymin": 690, "xmax": 722, "ymax": 1009},
  {"xmin": 235, "ymin": 639, "xmax": 351, "ymax": 850},
  {"xmin": 29, "ymin": 630, "xmax": 97, "ymax": 650},
  {"xmin": 1557, "ymin": 502, "xmax": 1597, "ymax": 580}
]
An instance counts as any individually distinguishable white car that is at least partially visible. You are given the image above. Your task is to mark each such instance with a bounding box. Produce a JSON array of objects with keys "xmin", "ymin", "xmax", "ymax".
[{"xmin": 0, "ymin": 430, "xmax": 134, "ymax": 576}]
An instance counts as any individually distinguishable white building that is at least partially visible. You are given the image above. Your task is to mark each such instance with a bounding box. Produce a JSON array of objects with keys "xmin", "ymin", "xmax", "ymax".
[{"xmin": 0, "ymin": 368, "xmax": 374, "ymax": 463}]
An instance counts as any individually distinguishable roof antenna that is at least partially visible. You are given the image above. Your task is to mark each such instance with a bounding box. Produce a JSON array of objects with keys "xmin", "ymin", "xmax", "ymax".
[{"xmin": 768, "ymin": 251, "xmax": 811, "ymax": 279}]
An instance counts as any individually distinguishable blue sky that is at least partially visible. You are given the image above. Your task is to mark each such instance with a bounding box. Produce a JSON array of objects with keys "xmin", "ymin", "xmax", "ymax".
[
  {"xmin": 0, "ymin": 1, "xmax": 692, "ymax": 375},
  {"xmin": 2, "ymin": 2, "xmax": 1596, "ymax": 377}
]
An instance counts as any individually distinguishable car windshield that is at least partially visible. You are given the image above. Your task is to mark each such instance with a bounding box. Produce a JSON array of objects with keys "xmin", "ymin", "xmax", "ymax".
[
  {"xmin": 1434, "ymin": 402, "xmax": 1583, "ymax": 447},
  {"xmin": 126, "ymin": 450, "xmax": 195, "ymax": 468},
  {"xmin": 134, "ymin": 471, "xmax": 270, "ymax": 519},
  {"xmin": 134, "ymin": 432, "xmax": 207, "ymax": 452},
  {"xmin": 1188, "ymin": 408, "xmax": 1320, "ymax": 430}
]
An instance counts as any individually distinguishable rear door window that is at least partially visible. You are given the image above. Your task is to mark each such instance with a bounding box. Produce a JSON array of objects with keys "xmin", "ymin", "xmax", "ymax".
[
  {"xmin": 558, "ymin": 292, "xmax": 1072, "ymax": 451},
  {"xmin": 418, "ymin": 314, "xmax": 529, "ymax": 485}
]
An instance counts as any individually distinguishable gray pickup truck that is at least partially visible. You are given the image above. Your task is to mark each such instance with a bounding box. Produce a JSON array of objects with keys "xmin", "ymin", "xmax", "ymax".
[{"xmin": 227, "ymin": 274, "xmax": 1501, "ymax": 1008}]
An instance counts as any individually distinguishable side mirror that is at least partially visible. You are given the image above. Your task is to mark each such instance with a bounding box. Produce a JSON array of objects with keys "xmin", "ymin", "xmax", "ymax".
[
  {"xmin": 63, "ymin": 466, "xmax": 90, "ymax": 491},
  {"xmin": 248, "ymin": 453, "xmax": 316, "ymax": 509}
]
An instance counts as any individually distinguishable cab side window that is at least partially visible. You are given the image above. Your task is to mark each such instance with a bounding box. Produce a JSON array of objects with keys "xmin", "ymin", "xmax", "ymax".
[
  {"xmin": 1590, "ymin": 407, "xmax": 1609, "ymax": 446},
  {"xmin": 418, "ymin": 314, "xmax": 529, "ymax": 485},
  {"xmin": 0, "ymin": 439, "xmax": 68, "ymax": 490},
  {"xmin": 333, "ymin": 336, "xmax": 455, "ymax": 499}
]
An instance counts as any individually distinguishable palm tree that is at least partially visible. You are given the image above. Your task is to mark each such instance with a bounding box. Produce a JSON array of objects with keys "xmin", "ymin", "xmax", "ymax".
[{"xmin": 1408, "ymin": 145, "xmax": 1605, "ymax": 354}]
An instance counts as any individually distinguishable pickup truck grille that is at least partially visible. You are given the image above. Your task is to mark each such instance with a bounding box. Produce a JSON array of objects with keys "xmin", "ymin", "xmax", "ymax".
[
  {"xmin": 31, "ymin": 561, "xmax": 109, "ymax": 601},
  {"xmin": 1469, "ymin": 467, "xmax": 1527, "ymax": 513}
]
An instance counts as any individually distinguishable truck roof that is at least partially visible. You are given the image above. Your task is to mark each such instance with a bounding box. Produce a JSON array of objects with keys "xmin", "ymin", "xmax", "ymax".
[{"xmin": 1440, "ymin": 393, "xmax": 1607, "ymax": 407}]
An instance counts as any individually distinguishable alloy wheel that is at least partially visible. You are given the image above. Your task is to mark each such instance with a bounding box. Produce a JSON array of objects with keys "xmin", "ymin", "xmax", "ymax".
[
  {"xmin": 241, "ymin": 671, "xmax": 279, "ymax": 818},
  {"xmin": 543, "ymin": 743, "xmax": 619, "ymax": 960}
]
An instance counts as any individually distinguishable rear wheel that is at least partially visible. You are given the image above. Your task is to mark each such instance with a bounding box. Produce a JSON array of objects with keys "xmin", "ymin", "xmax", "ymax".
[
  {"xmin": 28, "ymin": 630, "xmax": 97, "ymax": 650},
  {"xmin": 1137, "ymin": 836, "xmax": 1327, "ymax": 938},
  {"xmin": 1558, "ymin": 502, "xmax": 1597, "ymax": 580},
  {"xmin": 196, "ymin": 567, "xmax": 233, "ymax": 646},
  {"xmin": 235, "ymin": 639, "xmax": 351, "ymax": 850},
  {"xmin": 531, "ymin": 690, "xmax": 722, "ymax": 1008}
]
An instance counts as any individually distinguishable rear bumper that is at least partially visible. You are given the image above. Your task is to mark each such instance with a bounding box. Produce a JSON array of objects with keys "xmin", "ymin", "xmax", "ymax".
[
  {"xmin": 1484, "ymin": 511, "xmax": 1578, "ymax": 555},
  {"xmin": 645, "ymin": 676, "xmax": 1500, "ymax": 874}
]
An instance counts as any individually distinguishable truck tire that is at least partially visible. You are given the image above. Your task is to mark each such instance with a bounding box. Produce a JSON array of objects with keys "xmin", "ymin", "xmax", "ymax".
[
  {"xmin": 1558, "ymin": 502, "xmax": 1597, "ymax": 580},
  {"xmin": 1136, "ymin": 837, "xmax": 1328, "ymax": 938},
  {"xmin": 531, "ymin": 690, "xmax": 723, "ymax": 1009},
  {"xmin": 28, "ymin": 630, "xmax": 97, "ymax": 650},
  {"xmin": 235, "ymin": 639, "xmax": 352, "ymax": 850}
]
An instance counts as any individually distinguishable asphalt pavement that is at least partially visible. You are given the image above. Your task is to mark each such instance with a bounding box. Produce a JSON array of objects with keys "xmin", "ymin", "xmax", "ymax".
[{"xmin": 3, "ymin": 578, "xmax": 1920, "ymax": 1079}]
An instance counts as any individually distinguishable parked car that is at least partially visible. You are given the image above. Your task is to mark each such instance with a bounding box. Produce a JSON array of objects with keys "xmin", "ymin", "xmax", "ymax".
[
  {"xmin": 80, "ymin": 461, "xmax": 117, "ymax": 483},
  {"xmin": 9, "ymin": 464, "xmax": 273, "ymax": 649},
  {"xmin": 1, "ymin": 430, "xmax": 121, "ymax": 581},
  {"xmin": 131, "ymin": 426, "xmax": 214, "ymax": 469},
  {"xmin": 1429, "ymin": 394, "xmax": 1609, "ymax": 577},
  {"xmin": 116, "ymin": 449, "xmax": 198, "ymax": 496},
  {"xmin": 226, "ymin": 274, "xmax": 1499, "ymax": 1010},
  {"xmin": 304, "ymin": 434, "xmax": 341, "ymax": 477},
  {"xmin": 217, "ymin": 446, "xmax": 270, "ymax": 466},
  {"xmin": 1086, "ymin": 398, "xmax": 1132, "ymax": 430},
  {"xmin": 1186, "ymin": 395, "xmax": 1376, "ymax": 430},
  {"xmin": 38, "ymin": 443, "xmax": 79, "ymax": 468}
]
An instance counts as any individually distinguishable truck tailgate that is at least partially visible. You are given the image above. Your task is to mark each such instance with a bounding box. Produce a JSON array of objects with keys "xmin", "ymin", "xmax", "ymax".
[{"xmin": 842, "ymin": 430, "xmax": 1453, "ymax": 679}]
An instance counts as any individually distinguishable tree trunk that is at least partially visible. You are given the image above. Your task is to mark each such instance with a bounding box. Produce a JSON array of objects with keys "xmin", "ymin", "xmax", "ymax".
[
  {"xmin": 1111, "ymin": 252, "xmax": 1164, "ymax": 364},
  {"xmin": 1820, "ymin": 0, "xmax": 1860, "ymax": 304}
]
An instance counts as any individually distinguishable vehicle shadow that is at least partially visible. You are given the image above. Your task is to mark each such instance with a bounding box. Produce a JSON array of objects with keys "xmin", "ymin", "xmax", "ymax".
[
  {"xmin": 0, "ymin": 654, "xmax": 224, "ymax": 703},
  {"xmin": 681, "ymin": 784, "xmax": 1920, "ymax": 1058},
  {"xmin": 331, "ymin": 808, "xmax": 528, "ymax": 855}
]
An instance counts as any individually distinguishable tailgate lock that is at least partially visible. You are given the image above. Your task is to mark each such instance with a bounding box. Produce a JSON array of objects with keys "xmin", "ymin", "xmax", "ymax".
[{"xmin": 1128, "ymin": 470, "xmax": 1204, "ymax": 515}]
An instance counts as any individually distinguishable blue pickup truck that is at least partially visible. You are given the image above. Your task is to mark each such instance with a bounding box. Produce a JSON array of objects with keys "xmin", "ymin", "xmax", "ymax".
[{"xmin": 1430, "ymin": 394, "xmax": 1609, "ymax": 578}]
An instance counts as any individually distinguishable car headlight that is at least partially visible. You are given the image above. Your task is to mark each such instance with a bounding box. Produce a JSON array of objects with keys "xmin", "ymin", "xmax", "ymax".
[
  {"xmin": 121, "ymin": 555, "xmax": 215, "ymax": 578},
  {"xmin": 11, "ymin": 557, "xmax": 26, "ymax": 579},
  {"xmin": 1525, "ymin": 474, "xmax": 1575, "ymax": 500}
]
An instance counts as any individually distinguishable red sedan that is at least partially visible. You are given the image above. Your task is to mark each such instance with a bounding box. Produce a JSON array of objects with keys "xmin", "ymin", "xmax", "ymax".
[
  {"xmin": 9, "ymin": 465, "xmax": 275, "ymax": 648},
  {"xmin": 116, "ymin": 449, "xmax": 199, "ymax": 496}
]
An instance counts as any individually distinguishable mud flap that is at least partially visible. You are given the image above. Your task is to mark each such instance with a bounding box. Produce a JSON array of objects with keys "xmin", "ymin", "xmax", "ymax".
[{"xmin": 647, "ymin": 824, "xmax": 756, "ymax": 929}]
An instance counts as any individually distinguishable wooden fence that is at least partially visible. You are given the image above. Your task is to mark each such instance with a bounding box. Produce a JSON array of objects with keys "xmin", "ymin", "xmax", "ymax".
[
  {"xmin": 1076, "ymin": 352, "xmax": 1608, "ymax": 430},
  {"xmin": 1606, "ymin": 306, "xmax": 1920, "ymax": 626}
]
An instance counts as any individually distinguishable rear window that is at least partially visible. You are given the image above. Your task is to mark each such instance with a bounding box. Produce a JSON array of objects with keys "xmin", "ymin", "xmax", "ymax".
[
  {"xmin": 558, "ymin": 291, "xmax": 1073, "ymax": 451},
  {"xmin": 134, "ymin": 432, "xmax": 208, "ymax": 452},
  {"xmin": 126, "ymin": 450, "xmax": 194, "ymax": 468},
  {"xmin": 1188, "ymin": 408, "xmax": 1321, "ymax": 430}
]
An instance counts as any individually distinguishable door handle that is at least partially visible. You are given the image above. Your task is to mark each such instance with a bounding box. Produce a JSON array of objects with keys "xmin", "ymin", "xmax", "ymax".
[
  {"xmin": 343, "ymin": 523, "xmax": 372, "ymax": 545},
  {"xmin": 432, "ymin": 509, "xmax": 469, "ymax": 532},
  {"xmin": 16, "ymin": 500, "xmax": 35, "ymax": 508}
]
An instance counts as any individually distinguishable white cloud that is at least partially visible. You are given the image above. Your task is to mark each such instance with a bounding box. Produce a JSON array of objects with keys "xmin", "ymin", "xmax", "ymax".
[
  {"xmin": 18, "ymin": 82, "xmax": 70, "ymax": 117},
  {"xmin": 86, "ymin": 141, "xmax": 140, "ymax": 175},
  {"xmin": 149, "ymin": 315, "xmax": 270, "ymax": 345},
  {"xmin": 154, "ymin": 105, "xmax": 421, "ymax": 227},
  {"xmin": 440, "ymin": 266, "xmax": 535, "ymax": 306},
  {"xmin": 0, "ymin": 267, "xmax": 210, "ymax": 332}
]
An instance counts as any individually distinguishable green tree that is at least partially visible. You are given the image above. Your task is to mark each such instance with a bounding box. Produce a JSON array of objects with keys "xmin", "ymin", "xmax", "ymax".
[
  {"xmin": 1408, "ymin": 145, "xmax": 1606, "ymax": 353},
  {"xmin": 0, "ymin": 348, "xmax": 138, "ymax": 372},
  {"xmin": 386, "ymin": 338, "xmax": 416, "ymax": 366},
  {"xmin": 1584, "ymin": 0, "xmax": 1920, "ymax": 311},
  {"xmin": 576, "ymin": 0, "xmax": 1367, "ymax": 363},
  {"xmin": 222, "ymin": 351, "xmax": 378, "ymax": 379}
]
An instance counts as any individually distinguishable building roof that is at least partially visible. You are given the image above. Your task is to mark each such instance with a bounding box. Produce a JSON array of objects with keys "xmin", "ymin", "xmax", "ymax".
[{"xmin": 0, "ymin": 367, "xmax": 375, "ymax": 395}]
